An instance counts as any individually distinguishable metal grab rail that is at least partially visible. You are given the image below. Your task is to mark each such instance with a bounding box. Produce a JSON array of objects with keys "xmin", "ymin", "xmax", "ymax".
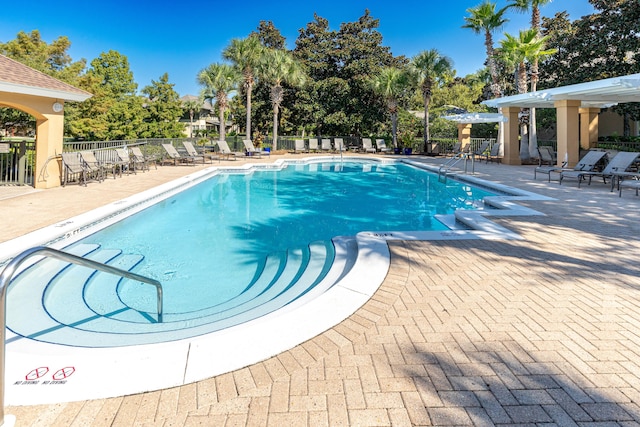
[
  {"xmin": 438, "ymin": 152, "xmax": 476, "ymax": 182},
  {"xmin": 0, "ymin": 246, "xmax": 163, "ymax": 426}
]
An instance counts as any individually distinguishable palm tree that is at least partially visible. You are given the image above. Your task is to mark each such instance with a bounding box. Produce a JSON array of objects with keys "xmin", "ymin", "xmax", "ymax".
[
  {"xmin": 197, "ymin": 63, "xmax": 239, "ymax": 142},
  {"xmin": 182, "ymin": 99, "xmax": 199, "ymax": 138},
  {"xmin": 498, "ymin": 29, "xmax": 556, "ymax": 160},
  {"xmin": 462, "ymin": 1, "xmax": 511, "ymax": 98},
  {"xmin": 258, "ymin": 49, "xmax": 306, "ymax": 151},
  {"xmin": 510, "ymin": 0, "xmax": 553, "ymax": 157},
  {"xmin": 222, "ymin": 36, "xmax": 264, "ymax": 141},
  {"xmin": 370, "ymin": 67, "xmax": 411, "ymax": 149},
  {"xmin": 411, "ymin": 49, "xmax": 454, "ymax": 153}
]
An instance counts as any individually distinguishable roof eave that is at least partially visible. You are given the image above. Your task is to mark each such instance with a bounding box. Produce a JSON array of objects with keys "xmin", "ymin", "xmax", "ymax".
[{"xmin": 0, "ymin": 81, "xmax": 92, "ymax": 102}]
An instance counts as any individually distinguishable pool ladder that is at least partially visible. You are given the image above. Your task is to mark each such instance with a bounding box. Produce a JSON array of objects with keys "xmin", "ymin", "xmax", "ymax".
[
  {"xmin": 0, "ymin": 246, "xmax": 164, "ymax": 427},
  {"xmin": 438, "ymin": 152, "xmax": 476, "ymax": 182}
]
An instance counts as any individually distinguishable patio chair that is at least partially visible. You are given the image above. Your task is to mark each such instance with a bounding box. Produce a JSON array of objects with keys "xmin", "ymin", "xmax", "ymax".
[
  {"xmin": 565, "ymin": 151, "xmax": 639, "ymax": 189},
  {"xmin": 216, "ymin": 140, "xmax": 241, "ymax": 161},
  {"xmin": 557, "ymin": 150, "xmax": 608, "ymax": 186},
  {"xmin": 291, "ymin": 139, "xmax": 308, "ymax": 153},
  {"xmin": 308, "ymin": 138, "xmax": 319, "ymax": 152},
  {"xmin": 161, "ymin": 143, "xmax": 196, "ymax": 166},
  {"xmin": 334, "ymin": 138, "xmax": 344, "ymax": 152},
  {"xmin": 243, "ymin": 139, "xmax": 269, "ymax": 157},
  {"xmin": 619, "ymin": 177, "xmax": 640, "ymax": 197},
  {"xmin": 61, "ymin": 152, "xmax": 89, "ymax": 186},
  {"xmin": 130, "ymin": 146, "xmax": 156, "ymax": 171},
  {"xmin": 486, "ymin": 143, "xmax": 502, "ymax": 164},
  {"xmin": 472, "ymin": 141, "xmax": 490, "ymax": 160},
  {"xmin": 321, "ymin": 138, "xmax": 332, "ymax": 152},
  {"xmin": 361, "ymin": 138, "xmax": 376, "ymax": 153},
  {"xmin": 114, "ymin": 148, "xmax": 136, "ymax": 176},
  {"xmin": 183, "ymin": 141, "xmax": 218, "ymax": 164},
  {"xmin": 79, "ymin": 151, "xmax": 106, "ymax": 181},
  {"xmin": 534, "ymin": 146, "xmax": 564, "ymax": 180},
  {"xmin": 375, "ymin": 139, "xmax": 392, "ymax": 153}
]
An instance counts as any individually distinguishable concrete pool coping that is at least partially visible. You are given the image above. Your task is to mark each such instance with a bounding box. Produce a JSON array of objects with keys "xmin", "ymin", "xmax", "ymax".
[{"xmin": 3, "ymin": 156, "xmax": 552, "ymax": 406}]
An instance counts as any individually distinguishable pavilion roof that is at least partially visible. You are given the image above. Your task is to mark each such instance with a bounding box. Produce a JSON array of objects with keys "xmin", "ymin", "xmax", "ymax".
[{"xmin": 0, "ymin": 54, "xmax": 92, "ymax": 102}]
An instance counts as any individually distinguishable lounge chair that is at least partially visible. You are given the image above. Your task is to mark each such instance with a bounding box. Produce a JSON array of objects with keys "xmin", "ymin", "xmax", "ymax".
[
  {"xmin": 534, "ymin": 146, "xmax": 563, "ymax": 180},
  {"xmin": 472, "ymin": 141, "xmax": 490, "ymax": 159},
  {"xmin": 565, "ymin": 151, "xmax": 639, "ymax": 190},
  {"xmin": 243, "ymin": 139, "xmax": 269, "ymax": 157},
  {"xmin": 79, "ymin": 151, "xmax": 106, "ymax": 181},
  {"xmin": 308, "ymin": 138, "xmax": 319, "ymax": 152},
  {"xmin": 361, "ymin": 138, "xmax": 376, "ymax": 153},
  {"xmin": 486, "ymin": 143, "xmax": 502, "ymax": 164},
  {"xmin": 161, "ymin": 143, "xmax": 196, "ymax": 165},
  {"xmin": 321, "ymin": 138, "xmax": 332, "ymax": 152},
  {"xmin": 216, "ymin": 140, "xmax": 241, "ymax": 160},
  {"xmin": 61, "ymin": 152, "xmax": 89, "ymax": 186},
  {"xmin": 334, "ymin": 138, "xmax": 344, "ymax": 152},
  {"xmin": 619, "ymin": 177, "xmax": 640, "ymax": 197},
  {"xmin": 557, "ymin": 150, "xmax": 608, "ymax": 186},
  {"xmin": 112, "ymin": 148, "xmax": 136, "ymax": 176},
  {"xmin": 291, "ymin": 139, "xmax": 308, "ymax": 153},
  {"xmin": 375, "ymin": 139, "xmax": 391, "ymax": 153},
  {"xmin": 130, "ymin": 146, "xmax": 156, "ymax": 171},
  {"xmin": 183, "ymin": 141, "xmax": 218, "ymax": 163}
]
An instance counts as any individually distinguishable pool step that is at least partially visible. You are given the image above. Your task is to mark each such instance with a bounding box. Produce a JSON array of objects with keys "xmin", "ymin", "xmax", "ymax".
[
  {"xmin": 50, "ymin": 254, "xmax": 147, "ymax": 325},
  {"xmin": 6, "ymin": 238, "xmax": 350, "ymax": 347},
  {"xmin": 6, "ymin": 244, "xmax": 103, "ymax": 340}
]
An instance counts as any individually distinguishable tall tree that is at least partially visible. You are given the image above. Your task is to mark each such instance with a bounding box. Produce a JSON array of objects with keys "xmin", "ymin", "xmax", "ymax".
[
  {"xmin": 411, "ymin": 49, "xmax": 454, "ymax": 152},
  {"xmin": 197, "ymin": 63, "xmax": 239, "ymax": 142},
  {"xmin": 510, "ymin": 0, "xmax": 553, "ymax": 157},
  {"xmin": 140, "ymin": 73, "xmax": 185, "ymax": 138},
  {"xmin": 462, "ymin": 1, "xmax": 511, "ymax": 98},
  {"xmin": 498, "ymin": 29, "xmax": 555, "ymax": 160},
  {"xmin": 70, "ymin": 50, "xmax": 143, "ymax": 140},
  {"xmin": 222, "ymin": 36, "xmax": 264, "ymax": 140},
  {"xmin": 258, "ymin": 49, "xmax": 306, "ymax": 150},
  {"xmin": 293, "ymin": 10, "xmax": 397, "ymax": 136},
  {"xmin": 540, "ymin": 0, "xmax": 640, "ymax": 134},
  {"xmin": 370, "ymin": 67, "xmax": 411, "ymax": 149}
]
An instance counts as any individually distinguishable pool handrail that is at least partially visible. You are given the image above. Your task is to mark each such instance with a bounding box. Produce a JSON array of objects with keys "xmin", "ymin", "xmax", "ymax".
[{"xmin": 0, "ymin": 246, "xmax": 164, "ymax": 425}]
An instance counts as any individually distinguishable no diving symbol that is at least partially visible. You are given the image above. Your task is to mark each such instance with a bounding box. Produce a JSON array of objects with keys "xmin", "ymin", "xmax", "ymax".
[
  {"xmin": 26, "ymin": 367, "xmax": 49, "ymax": 380},
  {"xmin": 52, "ymin": 367, "xmax": 75, "ymax": 380}
]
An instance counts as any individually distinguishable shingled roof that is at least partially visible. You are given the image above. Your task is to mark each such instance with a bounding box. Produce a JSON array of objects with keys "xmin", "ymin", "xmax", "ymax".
[{"xmin": 0, "ymin": 54, "xmax": 92, "ymax": 102}]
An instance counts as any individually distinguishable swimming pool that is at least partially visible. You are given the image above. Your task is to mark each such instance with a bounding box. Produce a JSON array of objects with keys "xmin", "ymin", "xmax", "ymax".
[
  {"xmin": 2, "ymin": 156, "xmax": 552, "ymax": 405},
  {"xmin": 6, "ymin": 159, "xmax": 493, "ymax": 348}
]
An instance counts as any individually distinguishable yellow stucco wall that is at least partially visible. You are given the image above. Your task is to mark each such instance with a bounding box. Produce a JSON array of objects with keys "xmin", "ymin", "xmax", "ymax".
[
  {"xmin": 555, "ymin": 100, "xmax": 581, "ymax": 168},
  {"xmin": 0, "ymin": 92, "xmax": 64, "ymax": 189}
]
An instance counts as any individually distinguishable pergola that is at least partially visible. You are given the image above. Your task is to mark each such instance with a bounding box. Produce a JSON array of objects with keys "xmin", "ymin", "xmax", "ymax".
[
  {"xmin": 0, "ymin": 55, "xmax": 92, "ymax": 188},
  {"xmin": 482, "ymin": 73, "xmax": 640, "ymax": 167},
  {"xmin": 441, "ymin": 113, "xmax": 507, "ymax": 152}
]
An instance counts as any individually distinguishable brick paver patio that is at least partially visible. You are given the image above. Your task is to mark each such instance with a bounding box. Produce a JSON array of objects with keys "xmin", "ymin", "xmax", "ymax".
[{"xmin": 3, "ymin": 153, "xmax": 640, "ymax": 426}]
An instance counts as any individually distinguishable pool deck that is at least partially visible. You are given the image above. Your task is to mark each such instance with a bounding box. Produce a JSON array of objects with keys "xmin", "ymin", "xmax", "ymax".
[{"xmin": 4, "ymin": 153, "xmax": 640, "ymax": 426}]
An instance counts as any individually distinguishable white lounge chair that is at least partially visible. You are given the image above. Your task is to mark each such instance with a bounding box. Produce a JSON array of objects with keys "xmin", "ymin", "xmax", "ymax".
[
  {"xmin": 130, "ymin": 146, "xmax": 156, "ymax": 171},
  {"xmin": 375, "ymin": 139, "xmax": 391, "ymax": 153},
  {"xmin": 308, "ymin": 138, "xmax": 319, "ymax": 152},
  {"xmin": 161, "ymin": 143, "xmax": 196, "ymax": 166},
  {"xmin": 361, "ymin": 138, "xmax": 376, "ymax": 153},
  {"xmin": 216, "ymin": 140, "xmax": 241, "ymax": 160},
  {"xmin": 321, "ymin": 139, "xmax": 332, "ymax": 152},
  {"xmin": 243, "ymin": 139, "xmax": 269, "ymax": 157},
  {"xmin": 292, "ymin": 139, "xmax": 308, "ymax": 153}
]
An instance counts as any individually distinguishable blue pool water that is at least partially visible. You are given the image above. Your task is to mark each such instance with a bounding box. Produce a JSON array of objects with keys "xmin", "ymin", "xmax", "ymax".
[
  {"xmin": 79, "ymin": 161, "xmax": 491, "ymax": 310},
  {"xmin": 8, "ymin": 160, "xmax": 495, "ymax": 346}
]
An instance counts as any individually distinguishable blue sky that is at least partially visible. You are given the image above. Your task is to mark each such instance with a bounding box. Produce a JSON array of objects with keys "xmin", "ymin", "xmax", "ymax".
[{"xmin": 1, "ymin": 0, "xmax": 595, "ymax": 97}]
